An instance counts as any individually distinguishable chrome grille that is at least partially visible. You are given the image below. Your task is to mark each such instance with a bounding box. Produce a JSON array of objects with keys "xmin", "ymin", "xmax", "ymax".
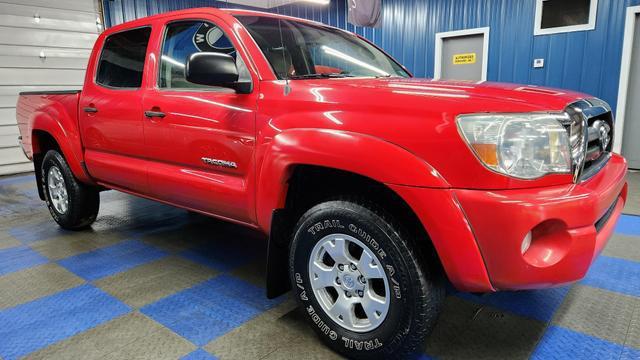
[{"xmin": 563, "ymin": 99, "xmax": 613, "ymax": 183}]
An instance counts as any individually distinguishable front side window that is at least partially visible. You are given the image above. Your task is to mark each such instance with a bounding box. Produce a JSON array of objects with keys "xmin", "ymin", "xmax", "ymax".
[
  {"xmin": 96, "ymin": 27, "xmax": 151, "ymax": 88},
  {"xmin": 160, "ymin": 20, "xmax": 250, "ymax": 89},
  {"xmin": 236, "ymin": 16, "xmax": 409, "ymax": 79},
  {"xmin": 535, "ymin": 0, "xmax": 598, "ymax": 35}
]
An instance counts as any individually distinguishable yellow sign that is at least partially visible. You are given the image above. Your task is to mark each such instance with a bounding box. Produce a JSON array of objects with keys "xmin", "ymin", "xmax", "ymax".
[{"xmin": 453, "ymin": 53, "xmax": 477, "ymax": 65}]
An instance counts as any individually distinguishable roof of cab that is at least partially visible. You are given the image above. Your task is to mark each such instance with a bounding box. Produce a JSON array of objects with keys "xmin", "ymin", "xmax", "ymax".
[{"xmin": 103, "ymin": 7, "xmax": 327, "ymax": 35}]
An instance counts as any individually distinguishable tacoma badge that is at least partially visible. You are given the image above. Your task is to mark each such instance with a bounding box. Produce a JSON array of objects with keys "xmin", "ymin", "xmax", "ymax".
[{"xmin": 201, "ymin": 157, "xmax": 238, "ymax": 169}]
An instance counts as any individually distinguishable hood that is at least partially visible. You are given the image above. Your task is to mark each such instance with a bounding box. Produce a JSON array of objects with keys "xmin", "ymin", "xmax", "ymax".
[{"xmin": 318, "ymin": 77, "xmax": 588, "ymax": 114}]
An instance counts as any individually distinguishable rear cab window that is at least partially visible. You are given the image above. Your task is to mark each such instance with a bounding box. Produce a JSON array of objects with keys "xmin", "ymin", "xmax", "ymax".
[{"xmin": 96, "ymin": 27, "xmax": 152, "ymax": 88}]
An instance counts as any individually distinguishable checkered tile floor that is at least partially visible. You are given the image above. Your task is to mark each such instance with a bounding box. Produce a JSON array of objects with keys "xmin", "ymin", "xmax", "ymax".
[{"xmin": 0, "ymin": 173, "xmax": 639, "ymax": 360}]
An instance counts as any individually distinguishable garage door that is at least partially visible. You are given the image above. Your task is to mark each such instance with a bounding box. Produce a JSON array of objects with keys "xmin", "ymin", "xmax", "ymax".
[{"xmin": 0, "ymin": 0, "xmax": 102, "ymax": 175}]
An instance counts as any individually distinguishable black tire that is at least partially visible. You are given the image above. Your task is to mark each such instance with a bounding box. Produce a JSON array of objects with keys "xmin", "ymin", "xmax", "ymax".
[
  {"xmin": 290, "ymin": 200, "xmax": 444, "ymax": 359},
  {"xmin": 41, "ymin": 150, "xmax": 100, "ymax": 230}
]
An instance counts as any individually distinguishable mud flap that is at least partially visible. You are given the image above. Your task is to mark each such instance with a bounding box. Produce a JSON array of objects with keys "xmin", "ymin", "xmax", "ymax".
[{"xmin": 266, "ymin": 208, "xmax": 294, "ymax": 299}]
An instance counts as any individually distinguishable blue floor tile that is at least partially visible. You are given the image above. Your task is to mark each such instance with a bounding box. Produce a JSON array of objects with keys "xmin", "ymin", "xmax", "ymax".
[
  {"xmin": 582, "ymin": 255, "xmax": 640, "ymax": 297},
  {"xmin": 141, "ymin": 274, "xmax": 284, "ymax": 346},
  {"xmin": 0, "ymin": 284, "xmax": 130, "ymax": 360},
  {"xmin": 181, "ymin": 349, "xmax": 219, "ymax": 360},
  {"xmin": 615, "ymin": 214, "xmax": 640, "ymax": 236},
  {"xmin": 0, "ymin": 174, "xmax": 35, "ymax": 186},
  {"xmin": 179, "ymin": 237, "xmax": 262, "ymax": 273},
  {"xmin": 455, "ymin": 286, "xmax": 570, "ymax": 322},
  {"xmin": 621, "ymin": 346, "xmax": 640, "ymax": 360},
  {"xmin": 58, "ymin": 239, "xmax": 168, "ymax": 281},
  {"xmin": 0, "ymin": 246, "xmax": 48, "ymax": 276},
  {"xmin": 8, "ymin": 221, "xmax": 72, "ymax": 244},
  {"xmin": 532, "ymin": 326, "xmax": 626, "ymax": 360}
]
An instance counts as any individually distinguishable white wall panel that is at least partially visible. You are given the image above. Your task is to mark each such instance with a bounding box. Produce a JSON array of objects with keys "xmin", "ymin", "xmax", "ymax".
[
  {"xmin": 0, "ymin": 26, "xmax": 98, "ymax": 48},
  {"xmin": 0, "ymin": 0, "xmax": 98, "ymax": 13},
  {"xmin": 0, "ymin": 109, "xmax": 17, "ymax": 126},
  {"xmin": 0, "ymin": 0, "xmax": 101, "ymax": 175},
  {"xmin": 0, "ymin": 68, "xmax": 86, "ymax": 86}
]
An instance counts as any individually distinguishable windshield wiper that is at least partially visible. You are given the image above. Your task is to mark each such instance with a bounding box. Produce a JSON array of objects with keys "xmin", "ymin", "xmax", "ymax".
[{"xmin": 289, "ymin": 73, "xmax": 355, "ymax": 79}]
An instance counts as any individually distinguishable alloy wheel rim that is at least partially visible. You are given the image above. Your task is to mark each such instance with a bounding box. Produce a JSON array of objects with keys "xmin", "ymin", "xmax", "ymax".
[
  {"xmin": 308, "ymin": 233, "xmax": 390, "ymax": 333},
  {"xmin": 47, "ymin": 166, "xmax": 69, "ymax": 214}
]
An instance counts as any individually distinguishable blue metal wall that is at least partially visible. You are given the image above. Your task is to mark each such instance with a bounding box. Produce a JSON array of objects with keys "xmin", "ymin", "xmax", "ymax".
[{"xmin": 103, "ymin": 0, "xmax": 640, "ymax": 111}]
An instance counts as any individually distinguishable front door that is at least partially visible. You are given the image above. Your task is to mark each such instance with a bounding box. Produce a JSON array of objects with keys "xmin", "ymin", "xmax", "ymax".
[
  {"xmin": 622, "ymin": 13, "xmax": 640, "ymax": 169},
  {"xmin": 142, "ymin": 18, "xmax": 257, "ymax": 223},
  {"xmin": 81, "ymin": 27, "xmax": 152, "ymax": 193},
  {"xmin": 438, "ymin": 30, "xmax": 487, "ymax": 81}
]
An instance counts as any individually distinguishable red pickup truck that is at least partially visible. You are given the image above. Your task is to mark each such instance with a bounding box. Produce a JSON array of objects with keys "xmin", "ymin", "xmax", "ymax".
[{"xmin": 16, "ymin": 8, "xmax": 627, "ymax": 359}]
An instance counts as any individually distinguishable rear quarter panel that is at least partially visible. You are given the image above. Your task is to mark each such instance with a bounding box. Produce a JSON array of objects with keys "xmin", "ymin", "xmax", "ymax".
[{"xmin": 17, "ymin": 92, "xmax": 90, "ymax": 182}]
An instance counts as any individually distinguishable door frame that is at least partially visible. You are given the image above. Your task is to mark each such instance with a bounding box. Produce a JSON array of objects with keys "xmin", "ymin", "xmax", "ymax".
[
  {"xmin": 434, "ymin": 27, "xmax": 490, "ymax": 81},
  {"xmin": 614, "ymin": 5, "xmax": 640, "ymax": 154}
]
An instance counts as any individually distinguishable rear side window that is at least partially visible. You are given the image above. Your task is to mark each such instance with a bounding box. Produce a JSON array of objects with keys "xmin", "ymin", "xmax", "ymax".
[{"xmin": 96, "ymin": 27, "xmax": 151, "ymax": 88}]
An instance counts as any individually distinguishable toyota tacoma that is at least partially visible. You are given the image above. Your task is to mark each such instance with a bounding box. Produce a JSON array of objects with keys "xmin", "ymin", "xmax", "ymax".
[{"xmin": 16, "ymin": 8, "xmax": 627, "ymax": 359}]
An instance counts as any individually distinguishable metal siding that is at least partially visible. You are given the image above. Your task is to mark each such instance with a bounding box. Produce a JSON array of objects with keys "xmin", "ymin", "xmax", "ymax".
[
  {"xmin": 0, "ymin": 0, "xmax": 102, "ymax": 175},
  {"xmin": 104, "ymin": 0, "xmax": 640, "ymax": 112}
]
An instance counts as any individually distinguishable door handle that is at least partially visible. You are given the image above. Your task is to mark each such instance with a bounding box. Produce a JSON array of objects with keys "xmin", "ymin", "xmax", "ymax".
[
  {"xmin": 83, "ymin": 107, "xmax": 98, "ymax": 113},
  {"xmin": 144, "ymin": 111, "xmax": 166, "ymax": 119}
]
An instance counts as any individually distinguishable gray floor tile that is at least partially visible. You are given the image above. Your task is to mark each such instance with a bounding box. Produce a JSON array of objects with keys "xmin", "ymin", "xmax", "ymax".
[
  {"xmin": 626, "ymin": 301, "xmax": 640, "ymax": 350},
  {"xmin": 25, "ymin": 312, "xmax": 195, "ymax": 360},
  {"xmin": 94, "ymin": 256, "xmax": 218, "ymax": 308},
  {"xmin": 603, "ymin": 234, "xmax": 640, "ymax": 263},
  {"xmin": 0, "ymin": 263, "xmax": 84, "ymax": 310},
  {"xmin": 625, "ymin": 171, "xmax": 640, "ymax": 216},
  {"xmin": 206, "ymin": 298, "xmax": 344, "ymax": 360},
  {"xmin": 552, "ymin": 285, "xmax": 639, "ymax": 345},
  {"xmin": 425, "ymin": 296, "xmax": 546, "ymax": 360},
  {"xmin": 29, "ymin": 232, "xmax": 125, "ymax": 260},
  {"xmin": 0, "ymin": 230, "xmax": 21, "ymax": 250}
]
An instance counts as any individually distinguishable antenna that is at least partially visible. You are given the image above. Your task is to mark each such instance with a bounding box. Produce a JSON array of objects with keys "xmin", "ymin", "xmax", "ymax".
[{"xmin": 277, "ymin": 18, "xmax": 292, "ymax": 96}]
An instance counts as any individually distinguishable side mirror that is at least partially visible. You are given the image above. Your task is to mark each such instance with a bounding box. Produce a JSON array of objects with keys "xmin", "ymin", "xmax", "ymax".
[{"xmin": 185, "ymin": 52, "xmax": 251, "ymax": 94}]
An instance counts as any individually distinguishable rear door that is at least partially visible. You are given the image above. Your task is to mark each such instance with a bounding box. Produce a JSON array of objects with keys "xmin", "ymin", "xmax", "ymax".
[
  {"xmin": 80, "ymin": 26, "xmax": 152, "ymax": 193},
  {"xmin": 142, "ymin": 16, "xmax": 258, "ymax": 223}
]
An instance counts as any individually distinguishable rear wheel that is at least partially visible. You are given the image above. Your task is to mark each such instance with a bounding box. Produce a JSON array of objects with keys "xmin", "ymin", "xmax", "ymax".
[
  {"xmin": 41, "ymin": 150, "xmax": 99, "ymax": 230},
  {"xmin": 290, "ymin": 200, "xmax": 444, "ymax": 359}
]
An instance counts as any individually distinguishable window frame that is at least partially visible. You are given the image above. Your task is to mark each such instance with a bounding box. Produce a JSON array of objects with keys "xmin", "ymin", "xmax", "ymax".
[
  {"xmin": 94, "ymin": 25, "xmax": 153, "ymax": 90},
  {"xmin": 157, "ymin": 18, "xmax": 250, "ymax": 92},
  {"xmin": 534, "ymin": 0, "xmax": 599, "ymax": 36}
]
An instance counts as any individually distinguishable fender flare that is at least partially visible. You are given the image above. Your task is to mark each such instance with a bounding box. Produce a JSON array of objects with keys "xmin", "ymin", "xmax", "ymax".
[
  {"xmin": 256, "ymin": 128, "xmax": 449, "ymax": 232},
  {"xmin": 30, "ymin": 110, "xmax": 92, "ymax": 184}
]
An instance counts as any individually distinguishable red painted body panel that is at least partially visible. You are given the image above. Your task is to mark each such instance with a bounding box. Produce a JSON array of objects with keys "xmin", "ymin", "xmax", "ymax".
[
  {"xmin": 455, "ymin": 154, "xmax": 628, "ymax": 290},
  {"xmin": 15, "ymin": 8, "xmax": 628, "ymax": 293}
]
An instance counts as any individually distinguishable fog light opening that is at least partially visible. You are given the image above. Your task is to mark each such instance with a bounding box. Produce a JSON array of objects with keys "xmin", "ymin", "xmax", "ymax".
[
  {"xmin": 522, "ymin": 219, "xmax": 572, "ymax": 268},
  {"xmin": 521, "ymin": 232, "xmax": 532, "ymax": 255}
]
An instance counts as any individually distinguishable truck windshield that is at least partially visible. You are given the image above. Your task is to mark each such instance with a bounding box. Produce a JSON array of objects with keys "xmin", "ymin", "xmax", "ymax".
[{"xmin": 236, "ymin": 15, "xmax": 409, "ymax": 80}]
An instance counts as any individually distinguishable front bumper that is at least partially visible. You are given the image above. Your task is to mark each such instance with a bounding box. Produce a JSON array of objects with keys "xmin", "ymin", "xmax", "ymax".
[
  {"xmin": 389, "ymin": 154, "xmax": 627, "ymax": 292},
  {"xmin": 455, "ymin": 154, "xmax": 628, "ymax": 290}
]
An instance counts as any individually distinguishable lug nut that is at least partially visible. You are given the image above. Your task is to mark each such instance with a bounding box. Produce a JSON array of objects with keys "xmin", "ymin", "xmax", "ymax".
[
  {"xmin": 350, "ymin": 264, "xmax": 357, "ymax": 271},
  {"xmin": 336, "ymin": 277, "xmax": 341, "ymax": 285},
  {"xmin": 346, "ymin": 292, "xmax": 352, "ymax": 298},
  {"xmin": 359, "ymin": 276, "xmax": 366, "ymax": 284},
  {"xmin": 338, "ymin": 264, "xmax": 344, "ymax": 271},
  {"xmin": 358, "ymin": 290, "xmax": 364, "ymax": 297}
]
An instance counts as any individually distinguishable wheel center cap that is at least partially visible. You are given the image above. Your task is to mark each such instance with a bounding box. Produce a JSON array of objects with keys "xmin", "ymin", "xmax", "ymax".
[{"xmin": 342, "ymin": 274, "xmax": 356, "ymax": 289}]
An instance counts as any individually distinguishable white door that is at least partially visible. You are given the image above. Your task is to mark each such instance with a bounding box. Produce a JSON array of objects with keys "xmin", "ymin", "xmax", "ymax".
[
  {"xmin": 622, "ymin": 13, "xmax": 640, "ymax": 169},
  {"xmin": 0, "ymin": 0, "xmax": 102, "ymax": 175},
  {"xmin": 435, "ymin": 28, "xmax": 489, "ymax": 82}
]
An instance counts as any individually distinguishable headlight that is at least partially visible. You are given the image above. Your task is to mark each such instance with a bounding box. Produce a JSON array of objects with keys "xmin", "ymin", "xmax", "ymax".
[{"xmin": 457, "ymin": 113, "xmax": 572, "ymax": 179}]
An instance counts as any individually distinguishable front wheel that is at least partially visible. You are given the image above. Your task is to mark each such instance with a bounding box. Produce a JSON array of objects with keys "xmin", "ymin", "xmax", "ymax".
[
  {"xmin": 41, "ymin": 150, "xmax": 100, "ymax": 230},
  {"xmin": 290, "ymin": 200, "xmax": 444, "ymax": 359}
]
